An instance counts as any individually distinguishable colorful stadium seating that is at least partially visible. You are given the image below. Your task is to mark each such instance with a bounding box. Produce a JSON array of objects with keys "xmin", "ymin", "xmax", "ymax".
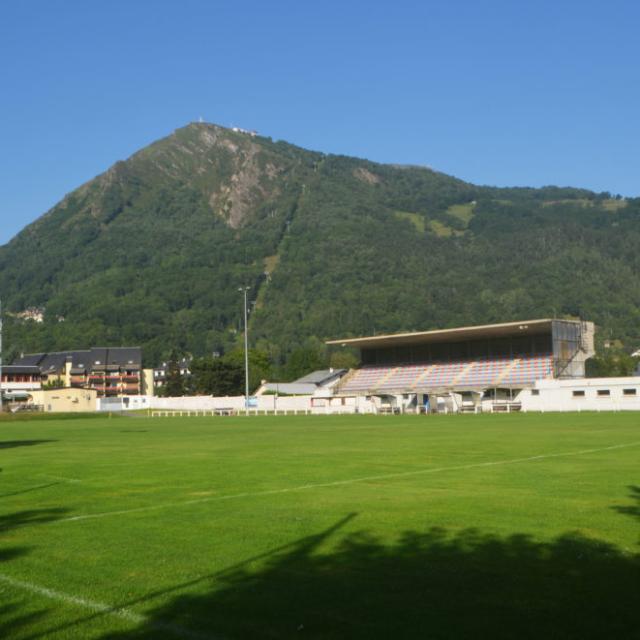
[
  {"xmin": 455, "ymin": 358, "xmax": 513, "ymax": 386},
  {"xmin": 338, "ymin": 354, "xmax": 554, "ymax": 394},
  {"xmin": 377, "ymin": 365, "xmax": 431, "ymax": 390},
  {"xmin": 501, "ymin": 355, "xmax": 553, "ymax": 384}
]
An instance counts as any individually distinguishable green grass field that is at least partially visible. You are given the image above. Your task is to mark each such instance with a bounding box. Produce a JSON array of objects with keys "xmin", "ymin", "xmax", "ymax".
[{"xmin": 1, "ymin": 412, "xmax": 639, "ymax": 639}]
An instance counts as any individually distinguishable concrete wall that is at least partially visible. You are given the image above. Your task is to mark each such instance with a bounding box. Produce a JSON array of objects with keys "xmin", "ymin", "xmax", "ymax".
[
  {"xmin": 95, "ymin": 376, "xmax": 640, "ymax": 415},
  {"xmin": 520, "ymin": 377, "xmax": 640, "ymax": 412},
  {"xmin": 31, "ymin": 388, "xmax": 97, "ymax": 412},
  {"xmin": 99, "ymin": 393, "xmax": 378, "ymax": 414},
  {"xmin": 98, "ymin": 395, "xmax": 151, "ymax": 412}
]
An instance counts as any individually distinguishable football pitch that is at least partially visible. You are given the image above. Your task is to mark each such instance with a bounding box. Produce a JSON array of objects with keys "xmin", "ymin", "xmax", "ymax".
[{"xmin": 1, "ymin": 412, "xmax": 639, "ymax": 639}]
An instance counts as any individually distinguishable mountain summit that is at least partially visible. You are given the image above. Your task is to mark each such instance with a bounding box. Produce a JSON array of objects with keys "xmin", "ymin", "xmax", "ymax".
[{"xmin": 2, "ymin": 122, "xmax": 638, "ymax": 362}]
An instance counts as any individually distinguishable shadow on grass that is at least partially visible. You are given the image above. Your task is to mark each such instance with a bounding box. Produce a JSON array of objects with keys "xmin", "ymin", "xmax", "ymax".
[
  {"xmin": 0, "ymin": 507, "xmax": 70, "ymax": 533},
  {"xmin": 0, "ymin": 507, "xmax": 71, "ymax": 638},
  {"xmin": 0, "ymin": 481, "xmax": 61, "ymax": 499},
  {"xmin": 92, "ymin": 514, "xmax": 640, "ymax": 640},
  {"xmin": 614, "ymin": 485, "xmax": 640, "ymax": 522},
  {"xmin": 0, "ymin": 602, "xmax": 50, "ymax": 640},
  {"xmin": 0, "ymin": 439, "xmax": 58, "ymax": 449}
]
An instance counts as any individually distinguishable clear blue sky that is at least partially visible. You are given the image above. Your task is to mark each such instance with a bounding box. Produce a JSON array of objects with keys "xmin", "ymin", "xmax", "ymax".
[{"xmin": 1, "ymin": 0, "xmax": 639, "ymax": 245}]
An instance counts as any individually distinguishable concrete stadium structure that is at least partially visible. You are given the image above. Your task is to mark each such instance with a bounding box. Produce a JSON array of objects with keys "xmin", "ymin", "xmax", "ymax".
[{"xmin": 325, "ymin": 318, "xmax": 639, "ymax": 413}]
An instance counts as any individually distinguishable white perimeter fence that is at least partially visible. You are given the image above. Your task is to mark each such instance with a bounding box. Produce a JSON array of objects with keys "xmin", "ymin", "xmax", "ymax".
[{"xmin": 98, "ymin": 394, "xmax": 376, "ymax": 415}]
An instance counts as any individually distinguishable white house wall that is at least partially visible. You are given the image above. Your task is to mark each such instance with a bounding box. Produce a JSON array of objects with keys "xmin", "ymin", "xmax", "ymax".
[{"xmin": 520, "ymin": 377, "xmax": 640, "ymax": 412}]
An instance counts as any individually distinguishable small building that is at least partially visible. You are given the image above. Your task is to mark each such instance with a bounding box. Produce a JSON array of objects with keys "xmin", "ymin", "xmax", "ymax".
[
  {"xmin": 519, "ymin": 377, "xmax": 640, "ymax": 412},
  {"xmin": 256, "ymin": 369, "xmax": 347, "ymax": 397},
  {"xmin": 29, "ymin": 388, "xmax": 97, "ymax": 413}
]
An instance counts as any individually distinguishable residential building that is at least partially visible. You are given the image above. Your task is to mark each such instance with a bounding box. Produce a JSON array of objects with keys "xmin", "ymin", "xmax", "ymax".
[
  {"xmin": 13, "ymin": 347, "xmax": 150, "ymax": 398},
  {"xmin": 0, "ymin": 365, "xmax": 42, "ymax": 405}
]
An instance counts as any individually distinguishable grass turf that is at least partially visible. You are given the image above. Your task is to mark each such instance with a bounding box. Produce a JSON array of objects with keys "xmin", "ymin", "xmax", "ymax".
[{"xmin": 0, "ymin": 412, "xmax": 639, "ymax": 639}]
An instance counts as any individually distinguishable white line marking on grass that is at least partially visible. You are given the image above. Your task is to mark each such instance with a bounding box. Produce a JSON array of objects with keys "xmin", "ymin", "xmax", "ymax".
[
  {"xmin": 59, "ymin": 440, "xmax": 640, "ymax": 524},
  {"xmin": 0, "ymin": 573, "xmax": 217, "ymax": 640},
  {"xmin": 0, "ymin": 572, "xmax": 144, "ymax": 623}
]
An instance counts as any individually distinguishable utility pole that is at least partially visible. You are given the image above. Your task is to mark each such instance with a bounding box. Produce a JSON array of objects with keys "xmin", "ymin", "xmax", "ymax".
[{"xmin": 239, "ymin": 287, "xmax": 250, "ymax": 415}]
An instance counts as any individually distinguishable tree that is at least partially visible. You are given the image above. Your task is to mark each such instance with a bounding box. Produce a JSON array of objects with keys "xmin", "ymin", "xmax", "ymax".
[
  {"xmin": 224, "ymin": 348, "xmax": 273, "ymax": 392},
  {"xmin": 586, "ymin": 349, "xmax": 638, "ymax": 378},
  {"xmin": 43, "ymin": 378, "xmax": 64, "ymax": 390},
  {"xmin": 190, "ymin": 356, "xmax": 244, "ymax": 396},
  {"xmin": 329, "ymin": 348, "xmax": 359, "ymax": 371},
  {"xmin": 164, "ymin": 350, "xmax": 185, "ymax": 397},
  {"xmin": 283, "ymin": 343, "xmax": 327, "ymax": 381}
]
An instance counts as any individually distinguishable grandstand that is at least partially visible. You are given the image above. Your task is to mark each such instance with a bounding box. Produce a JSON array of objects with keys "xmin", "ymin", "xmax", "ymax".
[{"xmin": 328, "ymin": 319, "xmax": 595, "ymax": 412}]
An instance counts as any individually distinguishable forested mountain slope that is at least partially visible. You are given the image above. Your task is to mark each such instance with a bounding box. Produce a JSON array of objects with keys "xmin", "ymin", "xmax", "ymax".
[{"xmin": 1, "ymin": 122, "xmax": 639, "ymax": 365}]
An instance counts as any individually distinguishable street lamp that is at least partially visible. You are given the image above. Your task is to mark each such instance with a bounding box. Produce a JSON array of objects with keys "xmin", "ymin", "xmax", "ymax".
[{"xmin": 239, "ymin": 287, "xmax": 250, "ymax": 415}]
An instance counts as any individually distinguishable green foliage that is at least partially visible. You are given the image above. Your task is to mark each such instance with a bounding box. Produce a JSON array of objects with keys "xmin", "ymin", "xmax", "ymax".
[
  {"xmin": 328, "ymin": 347, "xmax": 360, "ymax": 370},
  {"xmin": 223, "ymin": 348, "xmax": 273, "ymax": 391},
  {"xmin": 393, "ymin": 211, "xmax": 425, "ymax": 233},
  {"xmin": 190, "ymin": 356, "xmax": 244, "ymax": 396},
  {"xmin": 282, "ymin": 340, "xmax": 328, "ymax": 381},
  {"xmin": 1, "ymin": 122, "xmax": 639, "ymax": 371},
  {"xmin": 164, "ymin": 350, "xmax": 185, "ymax": 397},
  {"xmin": 586, "ymin": 349, "xmax": 639, "ymax": 378},
  {"xmin": 43, "ymin": 379, "xmax": 64, "ymax": 390}
]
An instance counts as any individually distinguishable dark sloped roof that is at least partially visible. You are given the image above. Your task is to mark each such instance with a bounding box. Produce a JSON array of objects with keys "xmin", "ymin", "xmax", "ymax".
[
  {"xmin": 89, "ymin": 348, "xmax": 109, "ymax": 366},
  {"xmin": 12, "ymin": 353, "xmax": 46, "ymax": 367},
  {"xmin": 106, "ymin": 347, "xmax": 142, "ymax": 366},
  {"xmin": 69, "ymin": 350, "xmax": 92, "ymax": 369},
  {"xmin": 38, "ymin": 352, "xmax": 71, "ymax": 373},
  {"xmin": 13, "ymin": 347, "xmax": 141, "ymax": 372},
  {"xmin": 3, "ymin": 365, "xmax": 42, "ymax": 375}
]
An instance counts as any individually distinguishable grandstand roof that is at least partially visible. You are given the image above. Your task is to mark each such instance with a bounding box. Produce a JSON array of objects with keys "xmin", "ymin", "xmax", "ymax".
[{"xmin": 327, "ymin": 319, "xmax": 559, "ymax": 349}]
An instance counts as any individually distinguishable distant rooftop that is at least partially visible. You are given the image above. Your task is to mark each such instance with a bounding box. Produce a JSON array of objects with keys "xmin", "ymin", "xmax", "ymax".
[
  {"xmin": 13, "ymin": 347, "xmax": 142, "ymax": 371},
  {"xmin": 293, "ymin": 369, "xmax": 347, "ymax": 385}
]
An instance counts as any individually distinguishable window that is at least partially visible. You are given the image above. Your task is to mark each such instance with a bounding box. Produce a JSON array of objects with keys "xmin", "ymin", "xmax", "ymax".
[
  {"xmin": 572, "ymin": 390, "xmax": 585, "ymax": 397},
  {"xmin": 597, "ymin": 389, "xmax": 610, "ymax": 397},
  {"xmin": 531, "ymin": 389, "xmax": 540, "ymax": 396},
  {"xmin": 623, "ymin": 388, "xmax": 637, "ymax": 396}
]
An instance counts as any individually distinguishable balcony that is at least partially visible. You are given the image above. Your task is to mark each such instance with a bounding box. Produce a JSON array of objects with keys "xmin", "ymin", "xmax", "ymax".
[{"xmin": 3, "ymin": 382, "xmax": 41, "ymax": 391}]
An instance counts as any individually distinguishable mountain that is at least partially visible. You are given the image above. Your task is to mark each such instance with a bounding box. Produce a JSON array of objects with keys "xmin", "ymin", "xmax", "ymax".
[{"xmin": 1, "ymin": 122, "xmax": 639, "ymax": 366}]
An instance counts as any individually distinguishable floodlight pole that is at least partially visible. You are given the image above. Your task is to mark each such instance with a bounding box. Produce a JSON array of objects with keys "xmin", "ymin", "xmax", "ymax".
[{"xmin": 239, "ymin": 287, "xmax": 250, "ymax": 415}]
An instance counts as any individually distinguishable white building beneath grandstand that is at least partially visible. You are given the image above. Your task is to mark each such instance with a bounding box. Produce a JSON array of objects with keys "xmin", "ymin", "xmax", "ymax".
[{"xmin": 326, "ymin": 318, "xmax": 639, "ymax": 413}]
